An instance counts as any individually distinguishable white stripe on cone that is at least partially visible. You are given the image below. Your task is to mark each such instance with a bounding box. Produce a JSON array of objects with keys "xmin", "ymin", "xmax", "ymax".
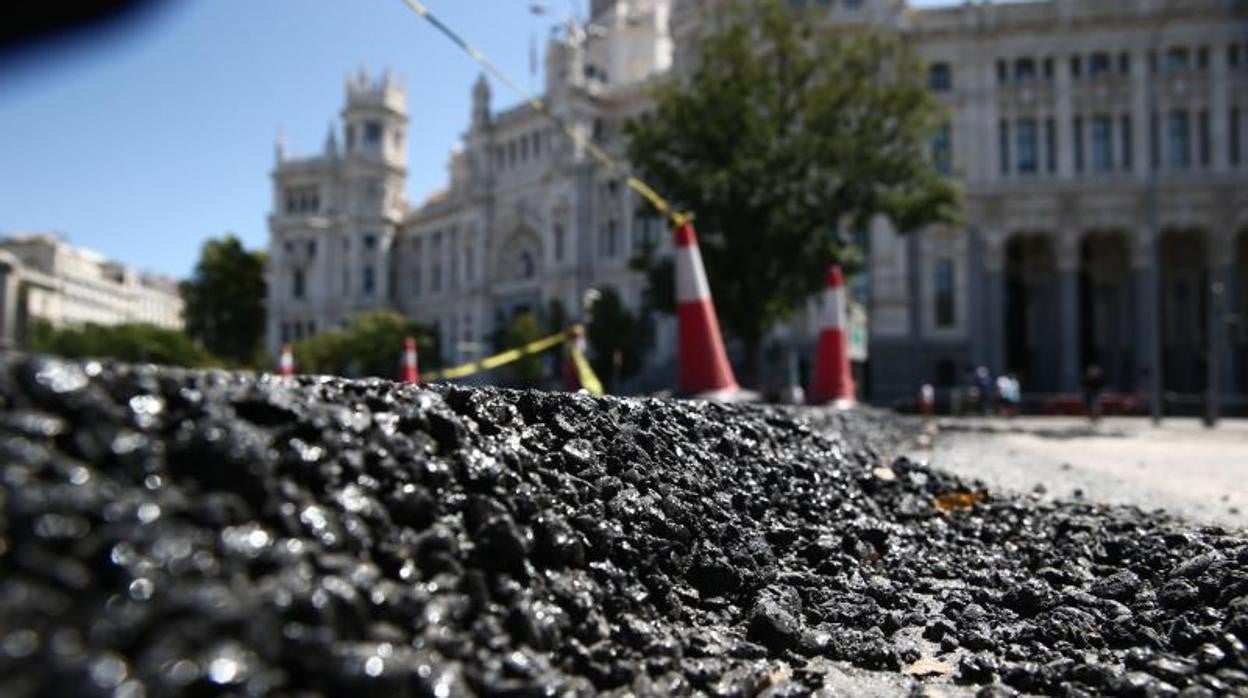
[
  {"xmin": 675, "ymin": 244, "xmax": 711, "ymax": 303},
  {"xmin": 820, "ymin": 286, "xmax": 847, "ymax": 331}
]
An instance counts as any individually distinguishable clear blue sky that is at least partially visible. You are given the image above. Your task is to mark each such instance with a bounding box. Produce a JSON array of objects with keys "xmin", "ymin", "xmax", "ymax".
[{"xmin": 0, "ymin": 0, "xmax": 955, "ymax": 279}]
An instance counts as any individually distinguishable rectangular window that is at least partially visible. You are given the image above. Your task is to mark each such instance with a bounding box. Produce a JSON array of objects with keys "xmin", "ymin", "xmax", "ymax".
[
  {"xmin": 1231, "ymin": 44, "xmax": 1241, "ymax": 68},
  {"xmin": 1091, "ymin": 115, "xmax": 1113, "ymax": 172},
  {"xmin": 450, "ymin": 247, "xmax": 459, "ymax": 289},
  {"xmin": 1165, "ymin": 47, "xmax": 1190, "ymax": 72},
  {"xmin": 1073, "ymin": 116, "xmax": 1085, "ymax": 172},
  {"xmin": 306, "ymin": 240, "xmax": 317, "ymax": 256},
  {"xmin": 1070, "ymin": 55, "xmax": 1082, "ymax": 79},
  {"xmin": 997, "ymin": 59, "xmax": 1008, "ymax": 84},
  {"xmin": 928, "ymin": 63, "xmax": 952, "ymax": 92},
  {"xmin": 1016, "ymin": 118, "xmax": 1038, "ymax": 173},
  {"xmin": 1121, "ymin": 114, "xmax": 1133, "ymax": 171},
  {"xmin": 1089, "ymin": 52, "xmax": 1111, "ymax": 76},
  {"xmin": 1045, "ymin": 118, "xmax": 1057, "ymax": 173},
  {"xmin": 364, "ymin": 121, "xmax": 383, "ymax": 144},
  {"xmin": 999, "ymin": 120, "xmax": 1010, "ymax": 175},
  {"xmin": 554, "ymin": 224, "xmax": 565, "ymax": 262},
  {"xmin": 431, "ymin": 264, "xmax": 442, "ymax": 293},
  {"xmin": 1197, "ymin": 46, "xmax": 1209, "ymax": 70},
  {"xmin": 1198, "ymin": 110, "xmax": 1210, "ymax": 167},
  {"xmin": 1118, "ymin": 52, "xmax": 1130, "ymax": 74},
  {"xmin": 1168, "ymin": 110, "xmax": 1191, "ymax": 168},
  {"xmin": 1150, "ymin": 111, "xmax": 1161, "ymax": 169},
  {"xmin": 293, "ymin": 269, "xmax": 305, "ymax": 300},
  {"xmin": 280, "ymin": 323, "xmax": 290, "ymax": 344},
  {"xmin": 413, "ymin": 265, "xmax": 421, "ymax": 297},
  {"xmin": 931, "ymin": 123, "xmax": 952, "ymax": 175},
  {"xmin": 606, "ymin": 219, "xmax": 618, "ymax": 258},
  {"xmin": 1042, "ymin": 57, "xmax": 1054, "ymax": 80},
  {"xmin": 363, "ymin": 266, "xmax": 375, "ymax": 296},
  {"xmin": 1014, "ymin": 58, "xmax": 1036, "ymax": 81},
  {"xmin": 934, "ymin": 258, "xmax": 956, "ymax": 328},
  {"xmin": 1232, "ymin": 108, "xmax": 1242, "ymax": 165}
]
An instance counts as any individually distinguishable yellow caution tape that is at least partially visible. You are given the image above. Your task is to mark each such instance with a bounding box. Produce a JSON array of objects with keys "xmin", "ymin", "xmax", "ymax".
[
  {"xmin": 422, "ymin": 330, "xmax": 568, "ymax": 382},
  {"xmin": 569, "ymin": 343, "xmax": 604, "ymax": 396},
  {"xmin": 397, "ymin": 0, "xmax": 691, "ymax": 229}
]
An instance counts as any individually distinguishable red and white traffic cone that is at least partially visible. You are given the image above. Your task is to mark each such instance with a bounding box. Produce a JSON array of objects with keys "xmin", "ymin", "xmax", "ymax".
[
  {"xmin": 808, "ymin": 265, "xmax": 856, "ymax": 406},
  {"xmin": 401, "ymin": 337, "xmax": 420, "ymax": 383},
  {"xmin": 674, "ymin": 221, "xmax": 739, "ymax": 396},
  {"xmin": 278, "ymin": 344, "xmax": 295, "ymax": 377}
]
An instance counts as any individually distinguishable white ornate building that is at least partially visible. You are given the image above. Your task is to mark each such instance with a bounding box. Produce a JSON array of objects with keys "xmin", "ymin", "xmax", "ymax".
[
  {"xmin": 0, "ymin": 233, "xmax": 185, "ymax": 348},
  {"xmin": 269, "ymin": 0, "xmax": 1248, "ymax": 406},
  {"xmin": 268, "ymin": 0, "xmax": 679, "ymax": 379}
]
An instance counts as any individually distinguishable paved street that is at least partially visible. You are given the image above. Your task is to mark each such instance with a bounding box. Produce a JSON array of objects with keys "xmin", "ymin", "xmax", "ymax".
[{"xmin": 913, "ymin": 416, "xmax": 1248, "ymax": 530}]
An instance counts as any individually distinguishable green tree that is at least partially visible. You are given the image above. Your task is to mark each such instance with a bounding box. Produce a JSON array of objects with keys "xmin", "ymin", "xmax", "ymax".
[
  {"xmin": 504, "ymin": 312, "xmax": 546, "ymax": 388},
  {"xmin": 180, "ymin": 235, "xmax": 267, "ymax": 367},
  {"xmin": 586, "ymin": 287, "xmax": 650, "ymax": 392},
  {"xmin": 626, "ymin": 0, "xmax": 960, "ymax": 382},
  {"xmin": 292, "ymin": 311, "xmax": 439, "ymax": 379},
  {"xmin": 30, "ymin": 320, "xmax": 220, "ymax": 367}
]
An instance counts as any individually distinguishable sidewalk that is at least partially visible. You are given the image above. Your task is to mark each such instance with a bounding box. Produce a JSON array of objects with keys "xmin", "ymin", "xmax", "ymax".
[{"xmin": 912, "ymin": 416, "xmax": 1248, "ymax": 530}]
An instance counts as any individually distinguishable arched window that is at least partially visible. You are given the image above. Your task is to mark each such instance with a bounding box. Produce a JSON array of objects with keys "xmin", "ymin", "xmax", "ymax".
[{"xmin": 521, "ymin": 251, "xmax": 535, "ymax": 279}]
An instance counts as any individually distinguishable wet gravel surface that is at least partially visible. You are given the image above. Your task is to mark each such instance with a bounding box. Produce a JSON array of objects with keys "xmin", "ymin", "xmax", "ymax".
[{"xmin": 1, "ymin": 355, "xmax": 1246, "ymax": 697}]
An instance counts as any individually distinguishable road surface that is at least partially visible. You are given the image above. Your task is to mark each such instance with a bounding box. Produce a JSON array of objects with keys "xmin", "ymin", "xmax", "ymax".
[{"xmin": 912, "ymin": 416, "xmax": 1248, "ymax": 530}]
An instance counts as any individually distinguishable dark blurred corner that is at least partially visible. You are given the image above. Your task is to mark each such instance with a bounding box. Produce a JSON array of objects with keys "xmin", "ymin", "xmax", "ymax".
[{"xmin": 1, "ymin": 1, "xmax": 172, "ymax": 68}]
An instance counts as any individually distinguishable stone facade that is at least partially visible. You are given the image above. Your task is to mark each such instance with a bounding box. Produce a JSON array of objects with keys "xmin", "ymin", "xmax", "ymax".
[
  {"xmin": 269, "ymin": 0, "xmax": 1248, "ymax": 403},
  {"xmin": 0, "ymin": 233, "xmax": 185, "ymax": 348},
  {"xmin": 883, "ymin": 0, "xmax": 1248, "ymax": 407}
]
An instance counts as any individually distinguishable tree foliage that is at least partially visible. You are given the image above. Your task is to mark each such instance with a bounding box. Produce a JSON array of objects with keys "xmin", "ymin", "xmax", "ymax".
[
  {"xmin": 30, "ymin": 321, "xmax": 220, "ymax": 368},
  {"xmin": 180, "ymin": 235, "xmax": 267, "ymax": 367},
  {"xmin": 504, "ymin": 312, "xmax": 547, "ymax": 388},
  {"xmin": 586, "ymin": 288, "xmax": 650, "ymax": 392},
  {"xmin": 626, "ymin": 0, "xmax": 961, "ymax": 377},
  {"xmin": 292, "ymin": 311, "xmax": 440, "ymax": 380}
]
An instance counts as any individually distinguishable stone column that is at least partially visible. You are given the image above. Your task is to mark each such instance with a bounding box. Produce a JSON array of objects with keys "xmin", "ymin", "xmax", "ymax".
[
  {"xmin": 1131, "ymin": 48, "xmax": 1150, "ymax": 180},
  {"xmin": 1056, "ymin": 53, "xmax": 1074, "ymax": 178},
  {"xmin": 1056, "ymin": 233, "xmax": 1081, "ymax": 392},
  {"xmin": 1211, "ymin": 48, "xmax": 1230, "ymax": 173},
  {"xmin": 1131, "ymin": 230, "xmax": 1161, "ymax": 412},
  {"xmin": 1209, "ymin": 232, "xmax": 1236, "ymax": 412},
  {"xmin": 983, "ymin": 232, "xmax": 1007, "ymax": 377}
]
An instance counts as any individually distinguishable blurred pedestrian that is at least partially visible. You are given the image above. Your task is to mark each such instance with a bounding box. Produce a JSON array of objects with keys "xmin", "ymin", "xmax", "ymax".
[
  {"xmin": 998, "ymin": 374, "xmax": 1021, "ymax": 417},
  {"xmin": 974, "ymin": 366, "xmax": 993, "ymax": 416},
  {"xmin": 919, "ymin": 383, "xmax": 935, "ymax": 418},
  {"xmin": 1082, "ymin": 364, "xmax": 1105, "ymax": 424}
]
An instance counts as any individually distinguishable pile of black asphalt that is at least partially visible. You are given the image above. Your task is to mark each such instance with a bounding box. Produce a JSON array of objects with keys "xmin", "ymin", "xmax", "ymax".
[{"xmin": 0, "ymin": 355, "xmax": 1244, "ymax": 697}]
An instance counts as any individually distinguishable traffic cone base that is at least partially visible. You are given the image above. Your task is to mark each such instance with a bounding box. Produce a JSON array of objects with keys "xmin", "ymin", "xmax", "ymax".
[{"xmin": 676, "ymin": 301, "xmax": 738, "ymax": 395}]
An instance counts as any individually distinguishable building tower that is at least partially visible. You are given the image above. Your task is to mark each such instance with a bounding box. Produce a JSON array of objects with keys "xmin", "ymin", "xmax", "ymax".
[{"xmin": 340, "ymin": 69, "xmax": 408, "ymax": 310}]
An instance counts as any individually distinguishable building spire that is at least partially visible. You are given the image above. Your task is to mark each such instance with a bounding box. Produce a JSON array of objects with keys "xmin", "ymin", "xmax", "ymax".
[
  {"xmin": 275, "ymin": 126, "xmax": 286, "ymax": 163},
  {"xmin": 324, "ymin": 122, "xmax": 338, "ymax": 158}
]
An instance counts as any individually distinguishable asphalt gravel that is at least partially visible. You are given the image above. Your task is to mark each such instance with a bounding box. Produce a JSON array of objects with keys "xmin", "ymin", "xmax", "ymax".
[{"xmin": 0, "ymin": 355, "xmax": 1245, "ymax": 697}]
